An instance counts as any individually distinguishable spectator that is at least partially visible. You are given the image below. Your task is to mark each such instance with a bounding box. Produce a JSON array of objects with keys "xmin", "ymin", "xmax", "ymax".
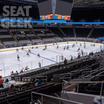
[
  {"xmin": 11, "ymin": 71, "xmax": 14, "ymax": 75},
  {"xmin": 9, "ymin": 84, "xmax": 15, "ymax": 93},
  {"xmin": 0, "ymin": 76, "xmax": 3, "ymax": 88},
  {"xmin": 93, "ymin": 96, "xmax": 104, "ymax": 104},
  {"xmin": 20, "ymin": 70, "xmax": 23, "ymax": 73},
  {"xmin": 16, "ymin": 71, "xmax": 18, "ymax": 74},
  {"xmin": 5, "ymin": 79, "xmax": 9, "ymax": 83},
  {"xmin": 89, "ymin": 52, "xmax": 94, "ymax": 56},
  {"xmin": 4, "ymin": 78, "xmax": 10, "ymax": 88},
  {"xmin": 64, "ymin": 58, "xmax": 67, "ymax": 64}
]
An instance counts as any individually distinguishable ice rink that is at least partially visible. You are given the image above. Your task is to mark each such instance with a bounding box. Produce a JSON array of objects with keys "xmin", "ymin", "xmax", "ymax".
[{"xmin": 0, "ymin": 41, "xmax": 103, "ymax": 77}]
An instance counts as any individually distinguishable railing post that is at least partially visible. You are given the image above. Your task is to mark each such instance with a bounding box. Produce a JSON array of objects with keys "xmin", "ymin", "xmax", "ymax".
[
  {"xmin": 30, "ymin": 92, "xmax": 33, "ymax": 104},
  {"xmin": 41, "ymin": 95, "xmax": 43, "ymax": 104},
  {"xmin": 100, "ymin": 82, "xmax": 103, "ymax": 104},
  {"xmin": 58, "ymin": 99, "xmax": 61, "ymax": 104},
  {"xmin": 76, "ymin": 84, "xmax": 79, "ymax": 93}
]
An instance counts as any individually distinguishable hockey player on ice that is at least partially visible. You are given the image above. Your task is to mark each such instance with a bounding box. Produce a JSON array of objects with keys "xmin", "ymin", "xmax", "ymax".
[
  {"xmin": 63, "ymin": 46, "xmax": 66, "ymax": 50},
  {"xmin": 57, "ymin": 45, "xmax": 59, "ymax": 49},
  {"xmin": 84, "ymin": 42, "xmax": 86, "ymax": 48},
  {"xmin": 28, "ymin": 49, "xmax": 31, "ymax": 53},
  {"xmin": 45, "ymin": 45, "xmax": 47, "ymax": 49},
  {"xmin": 17, "ymin": 55, "xmax": 20, "ymax": 61},
  {"xmin": 25, "ymin": 66, "xmax": 29, "ymax": 71},
  {"xmin": 37, "ymin": 53, "xmax": 40, "ymax": 57},
  {"xmin": 80, "ymin": 43, "xmax": 82, "ymax": 46},
  {"xmin": 31, "ymin": 47, "xmax": 34, "ymax": 49},
  {"xmin": 16, "ymin": 48, "xmax": 19, "ymax": 52},
  {"xmin": 61, "ymin": 55, "xmax": 64, "ymax": 61},
  {"xmin": 26, "ymin": 52, "xmax": 30, "ymax": 56},
  {"xmin": 81, "ymin": 50, "xmax": 84, "ymax": 56},
  {"xmin": 66, "ymin": 45, "xmax": 69, "ymax": 50},
  {"xmin": 72, "ymin": 44, "xmax": 75, "ymax": 48},
  {"xmin": 21, "ymin": 47, "xmax": 24, "ymax": 50},
  {"xmin": 77, "ymin": 48, "xmax": 80, "ymax": 52},
  {"xmin": 38, "ymin": 62, "xmax": 41, "ymax": 68},
  {"xmin": 77, "ymin": 53, "xmax": 81, "ymax": 58}
]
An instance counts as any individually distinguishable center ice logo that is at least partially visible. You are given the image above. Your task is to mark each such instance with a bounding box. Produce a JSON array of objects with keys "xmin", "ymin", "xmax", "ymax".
[{"xmin": 1, "ymin": 6, "xmax": 33, "ymax": 28}]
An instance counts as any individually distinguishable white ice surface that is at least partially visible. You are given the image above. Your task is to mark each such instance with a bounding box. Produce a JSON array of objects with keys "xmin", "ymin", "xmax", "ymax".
[{"xmin": 0, "ymin": 41, "xmax": 103, "ymax": 77}]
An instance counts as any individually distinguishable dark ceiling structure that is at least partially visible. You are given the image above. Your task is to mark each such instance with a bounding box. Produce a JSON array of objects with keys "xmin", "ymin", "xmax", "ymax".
[
  {"xmin": 74, "ymin": 0, "xmax": 104, "ymax": 7},
  {"xmin": 71, "ymin": 0, "xmax": 104, "ymax": 21}
]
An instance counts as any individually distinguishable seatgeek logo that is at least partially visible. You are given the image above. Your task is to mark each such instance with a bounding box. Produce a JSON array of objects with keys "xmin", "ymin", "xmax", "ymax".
[{"xmin": 1, "ymin": 6, "xmax": 33, "ymax": 28}]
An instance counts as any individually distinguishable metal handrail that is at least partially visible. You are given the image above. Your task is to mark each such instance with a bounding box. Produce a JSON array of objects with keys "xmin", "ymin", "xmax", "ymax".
[
  {"xmin": 69, "ymin": 81, "xmax": 104, "ymax": 84},
  {"xmin": 31, "ymin": 91, "xmax": 84, "ymax": 104}
]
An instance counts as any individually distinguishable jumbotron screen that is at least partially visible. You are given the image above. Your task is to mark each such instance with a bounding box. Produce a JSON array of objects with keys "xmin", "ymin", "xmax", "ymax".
[{"xmin": 38, "ymin": 0, "xmax": 73, "ymax": 15}]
